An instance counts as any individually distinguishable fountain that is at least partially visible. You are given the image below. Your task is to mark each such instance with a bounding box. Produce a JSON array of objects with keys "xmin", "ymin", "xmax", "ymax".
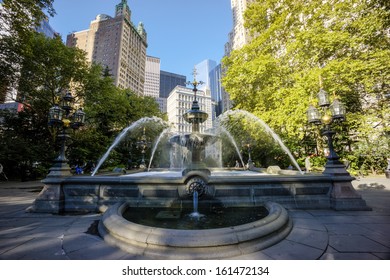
[{"xmin": 30, "ymin": 74, "xmax": 370, "ymax": 259}]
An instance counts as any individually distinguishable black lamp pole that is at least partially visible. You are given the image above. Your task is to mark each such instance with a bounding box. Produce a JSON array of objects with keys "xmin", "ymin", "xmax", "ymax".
[
  {"xmin": 307, "ymin": 88, "xmax": 347, "ymax": 175},
  {"xmin": 47, "ymin": 92, "xmax": 85, "ymax": 177},
  {"xmin": 136, "ymin": 127, "xmax": 150, "ymax": 169}
]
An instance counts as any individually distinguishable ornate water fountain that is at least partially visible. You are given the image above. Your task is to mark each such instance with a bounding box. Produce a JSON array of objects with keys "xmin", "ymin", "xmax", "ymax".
[{"xmin": 29, "ymin": 75, "xmax": 370, "ymax": 259}]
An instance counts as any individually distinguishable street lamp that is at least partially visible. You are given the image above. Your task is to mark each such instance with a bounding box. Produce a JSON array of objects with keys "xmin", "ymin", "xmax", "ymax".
[
  {"xmin": 47, "ymin": 92, "xmax": 85, "ymax": 177},
  {"xmin": 242, "ymin": 140, "xmax": 253, "ymax": 169},
  {"xmin": 136, "ymin": 127, "xmax": 150, "ymax": 169},
  {"xmin": 307, "ymin": 87, "xmax": 347, "ymax": 175}
]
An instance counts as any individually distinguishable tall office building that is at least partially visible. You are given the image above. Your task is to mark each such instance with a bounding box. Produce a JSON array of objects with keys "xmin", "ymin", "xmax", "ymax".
[
  {"xmin": 222, "ymin": 0, "xmax": 254, "ymax": 112},
  {"xmin": 225, "ymin": 0, "xmax": 254, "ymax": 56},
  {"xmin": 66, "ymin": 0, "xmax": 147, "ymax": 95},
  {"xmin": 167, "ymin": 86, "xmax": 212, "ymax": 134},
  {"xmin": 144, "ymin": 56, "xmax": 160, "ymax": 98},
  {"xmin": 194, "ymin": 59, "xmax": 223, "ymax": 119},
  {"xmin": 157, "ymin": 71, "xmax": 186, "ymax": 113},
  {"xmin": 194, "ymin": 60, "xmax": 217, "ymax": 92},
  {"xmin": 210, "ymin": 64, "xmax": 223, "ymax": 116},
  {"xmin": 36, "ymin": 19, "xmax": 58, "ymax": 39},
  {"xmin": 144, "ymin": 55, "xmax": 167, "ymax": 112},
  {"xmin": 159, "ymin": 71, "xmax": 186, "ymax": 99}
]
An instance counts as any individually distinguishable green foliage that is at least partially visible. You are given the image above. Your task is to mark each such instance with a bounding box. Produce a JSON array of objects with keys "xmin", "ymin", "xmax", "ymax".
[
  {"xmin": 222, "ymin": 0, "xmax": 390, "ymax": 174},
  {"xmin": 0, "ymin": 1, "xmax": 166, "ymax": 179},
  {"xmin": 78, "ymin": 64, "xmax": 165, "ymax": 168},
  {"xmin": 18, "ymin": 33, "xmax": 89, "ymax": 114},
  {"xmin": 0, "ymin": 0, "xmax": 55, "ymax": 91},
  {"xmin": 0, "ymin": 108, "xmax": 55, "ymax": 179},
  {"xmin": 219, "ymin": 111, "xmax": 295, "ymax": 169}
]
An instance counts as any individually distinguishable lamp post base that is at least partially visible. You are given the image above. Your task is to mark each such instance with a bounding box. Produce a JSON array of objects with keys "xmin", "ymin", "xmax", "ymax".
[
  {"xmin": 28, "ymin": 156, "xmax": 71, "ymax": 214},
  {"xmin": 322, "ymin": 161, "xmax": 371, "ymax": 210}
]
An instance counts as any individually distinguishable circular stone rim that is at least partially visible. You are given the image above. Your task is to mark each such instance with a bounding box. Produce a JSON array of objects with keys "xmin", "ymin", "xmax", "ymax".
[{"xmin": 99, "ymin": 201, "xmax": 291, "ymax": 248}]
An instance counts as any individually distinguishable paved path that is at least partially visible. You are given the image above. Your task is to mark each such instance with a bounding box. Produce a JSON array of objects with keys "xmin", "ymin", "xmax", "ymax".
[{"xmin": 0, "ymin": 176, "xmax": 389, "ymax": 260}]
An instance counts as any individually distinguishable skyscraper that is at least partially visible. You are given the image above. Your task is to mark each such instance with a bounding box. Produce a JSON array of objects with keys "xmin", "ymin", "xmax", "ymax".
[
  {"xmin": 144, "ymin": 55, "xmax": 167, "ymax": 112},
  {"xmin": 159, "ymin": 71, "xmax": 186, "ymax": 99},
  {"xmin": 222, "ymin": 0, "xmax": 254, "ymax": 112},
  {"xmin": 144, "ymin": 55, "xmax": 160, "ymax": 99},
  {"xmin": 66, "ymin": 0, "xmax": 147, "ymax": 95},
  {"xmin": 194, "ymin": 59, "xmax": 223, "ymax": 118},
  {"xmin": 194, "ymin": 59, "xmax": 217, "ymax": 92},
  {"xmin": 225, "ymin": 0, "xmax": 254, "ymax": 56}
]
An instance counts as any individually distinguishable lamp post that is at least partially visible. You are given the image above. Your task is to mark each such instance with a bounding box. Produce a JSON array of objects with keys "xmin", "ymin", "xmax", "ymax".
[
  {"xmin": 242, "ymin": 140, "xmax": 253, "ymax": 169},
  {"xmin": 307, "ymin": 87, "xmax": 347, "ymax": 175},
  {"xmin": 31, "ymin": 92, "xmax": 85, "ymax": 213},
  {"xmin": 306, "ymin": 87, "xmax": 371, "ymax": 210},
  {"xmin": 47, "ymin": 92, "xmax": 85, "ymax": 177},
  {"xmin": 136, "ymin": 127, "xmax": 150, "ymax": 169}
]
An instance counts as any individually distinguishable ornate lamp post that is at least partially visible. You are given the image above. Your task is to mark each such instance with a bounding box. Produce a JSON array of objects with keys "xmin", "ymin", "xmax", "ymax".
[
  {"xmin": 306, "ymin": 87, "xmax": 370, "ymax": 210},
  {"xmin": 47, "ymin": 92, "xmax": 85, "ymax": 177},
  {"xmin": 31, "ymin": 92, "xmax": 85, "ymax": 213},
  {"xmin": 307, "ymin": 87, "xmax": 347, "ymax": 176},
  {"xmin": 242, "ymin": 140, "xmax": 253, "ymax": 169},
  {"xmin": 136, "ymin": 127, "xmax": 150, "ymax": 169}
]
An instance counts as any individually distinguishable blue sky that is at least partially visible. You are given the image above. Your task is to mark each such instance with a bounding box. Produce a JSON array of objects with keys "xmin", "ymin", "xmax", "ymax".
[{"xmin": 49, "ymin": 0, "xmax": 233, "ymax": 78}]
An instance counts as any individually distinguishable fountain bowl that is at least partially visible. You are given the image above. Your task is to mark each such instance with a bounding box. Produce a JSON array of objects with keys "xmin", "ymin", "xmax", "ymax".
[{"xmin": 98, "ymin": 201, "xmax": 292, "ymax": 259}]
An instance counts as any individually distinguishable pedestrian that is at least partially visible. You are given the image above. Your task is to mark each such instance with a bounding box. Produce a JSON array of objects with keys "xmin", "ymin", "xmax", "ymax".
[
  {"xmin": 305, "ymin": 155, "xmax": 312, "ymax": 173},
  {"xmin": 75, "ymin": 165, "xmax": 83, "ymax": 175},
  {"xmin": 0, "ymin": 163, "xmax": 8, "ymax": 180},
  {"xmin": 235, "ymin": 160, "xmax": 240, "ymax": 168}
]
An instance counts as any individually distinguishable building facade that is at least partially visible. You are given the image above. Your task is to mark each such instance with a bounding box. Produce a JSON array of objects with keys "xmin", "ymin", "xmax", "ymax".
[
  {"xmin": 194, "ymin": 59, "xmax": 225, "ymax": 118},
  {"xmin": 159, "ymin": 71, "xmax": 186, "ymax": 113},
  {"xmin": 159, "ymin": 71, "xmax": 186, "ymax": 99},
  {"xmin": 66, "ymin": 0, "xmax": 147, "ymax": 95},
  {"xmin": 222, "ymin": 0, "xmax": 254, "ymax": 112},
  {"xmin": 225, "ymin": 0, "xmax": 254, "ymax": 56},
  {"xmin": 144, "ymin": 55, "xmax": 160, "ymax": 98},
  {"xmin": 144, "ymin": 56, "xmax": 169, "ymax": 112},
  {"xmin": 167, "ymin": 86, "xmax": 213, "ymax": 134},
  {"xmin": 36, "ymin": 19, "xmax": 58, "ymax": 39}
]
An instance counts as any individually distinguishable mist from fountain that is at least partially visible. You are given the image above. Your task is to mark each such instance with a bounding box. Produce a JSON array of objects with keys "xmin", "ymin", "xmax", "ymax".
[
  {"xmin": 91, "ymin": 116, "xmax": 167, "ymax": 176},
  {"xmin": 216, "ymin": 126, "xmax": 245, "ymax": 168},
  {"xmin": 147, "ymin": 127, "xmax": 172, "ymax": 171},
  {"xmin": 218, "ymin": 110, "xmax": 304, "ymax": 174}
]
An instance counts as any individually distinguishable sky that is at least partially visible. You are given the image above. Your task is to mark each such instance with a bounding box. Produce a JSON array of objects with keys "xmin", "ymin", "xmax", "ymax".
[{"xmin": 48, "ymin": 0, "xmax": 233, "ymax": 78}]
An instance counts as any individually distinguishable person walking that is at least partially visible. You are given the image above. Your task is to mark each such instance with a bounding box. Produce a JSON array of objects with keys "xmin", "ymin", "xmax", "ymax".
[
  {"xmin": 305, "ymin": 155, "xmax": 312, "ymax": 173},
  {"xmin": 0, "ymin": 163, "xmax": 8, "ymax": 180}
]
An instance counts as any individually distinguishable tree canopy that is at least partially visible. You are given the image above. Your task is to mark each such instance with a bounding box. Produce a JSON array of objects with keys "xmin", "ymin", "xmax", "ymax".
[
  {"xmin": 0, "ymin": 30, "xmax": 163, "ymax": 178},
  {"xmin": 222, "ymin": 0, "xmax": 390, "ymax": 173},
  {"xmin": 0, "ymin": 0, "xmax": 55, "ymax": 96}
]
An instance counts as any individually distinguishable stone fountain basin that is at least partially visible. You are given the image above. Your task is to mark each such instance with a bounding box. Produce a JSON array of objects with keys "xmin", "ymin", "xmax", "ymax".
[{"xmin": 98, "ymin": 201, "xmax": 292, "ymax": 259}]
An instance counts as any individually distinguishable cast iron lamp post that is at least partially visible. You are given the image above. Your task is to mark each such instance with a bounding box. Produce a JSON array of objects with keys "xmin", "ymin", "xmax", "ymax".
[
  {"xmin": 306, "ymin": 87, "xmax": 371, "ymax": 210},
  {"xmin": 30, "ymin": 92, "xmax": 85, "ymax": 213},
  {"xmin": 47, "ymin": 92, "xmax": 85, "ymax": 177},
  {"xmin": 242, "ymin": 140, "xmax": 253, "ymax": 169},
  {"xmin": 136, "ymin": 127, "xmax": 150, "ymax": 169},
  {"xmin": 307, "ymin": 88, "xmax": 347, "ymax": 175}
]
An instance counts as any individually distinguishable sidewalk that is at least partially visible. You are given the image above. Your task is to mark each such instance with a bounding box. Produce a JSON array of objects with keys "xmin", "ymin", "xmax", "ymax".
[{"xmin": 0, "ymin": 176, "xmax": 389, "ymax": 260}]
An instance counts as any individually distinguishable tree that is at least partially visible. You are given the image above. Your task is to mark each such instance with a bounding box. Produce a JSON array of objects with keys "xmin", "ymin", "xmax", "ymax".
[
  {"xmin": 74, "ymin": 66, "xmax": 165, "ymax": 169},
  {"xmin": 17, "ymin": 33, "xmax": 89, "ymax": 116},
  {"xmin": 0, "ymin": 32, "xmax": 90, "ymax": 178},
  {"xmin": 222, "ymin": 0, "xmax": 390, "ymax": 173},
  {"xmin": 0, "ymin": 0, "xmax": 55, "ymax": 93}
]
